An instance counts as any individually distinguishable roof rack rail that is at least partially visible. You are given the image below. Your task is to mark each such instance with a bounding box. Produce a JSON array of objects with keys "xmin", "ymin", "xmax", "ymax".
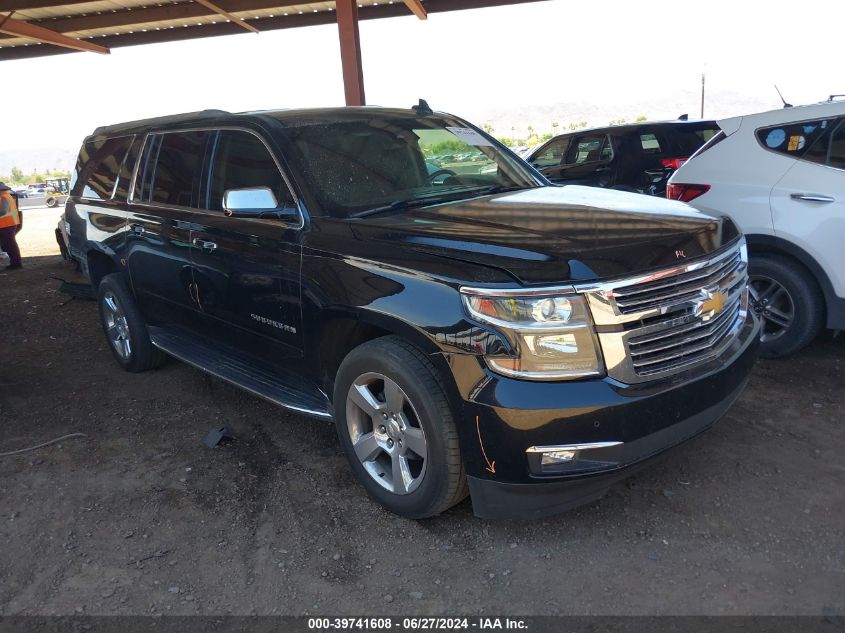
[
  {"xmin": 92, "ymin": 109, "xmax": 231, "ymax": 137},
  {"xmin": 827, "ymin": 94, "xmax": 845, "ymax": 102}
]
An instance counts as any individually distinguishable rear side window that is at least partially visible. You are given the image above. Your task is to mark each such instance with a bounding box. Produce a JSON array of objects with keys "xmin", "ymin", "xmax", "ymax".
[
  {"xmin": 829, "ymin": 121, "xmax": 845, "ymax": 169},
  {"xmin": 755, "ymin": 119, "xmax": 833, "ymax": 159},
  {"xmin": 687, "ymin": 130, "xmax": 727, "ymax": 161},
  {"xmin": 134, "ymin": 131, "xmax": 209, "ymax": 207},
  {"xmin": 639, "ymin": 133, "xmax": 662, "ymax": 154},
  {"xmin": 531, "ymin": 137, "xmax": 570, "ymax": 167},
  {"xmin": 206, "ymin": 130, "xmax": 293, "ymax": 212},
  {"xmin": 71, "ymin": 135, "xmax": 134, "ymax": 200},
  {"xmin": 802, "ymin": 118, "xmax": 845, "ymax": 169},
  {"xmin": 566, "ymin": 135, "xmax": 609, "ymax": 164},
  {"xmin": 665, "ymin": 124, "xmax": 719, "ymax": 156},
  {"xmin": 112, "ymin": 137, "xmax": 139, "ymax": 202}
]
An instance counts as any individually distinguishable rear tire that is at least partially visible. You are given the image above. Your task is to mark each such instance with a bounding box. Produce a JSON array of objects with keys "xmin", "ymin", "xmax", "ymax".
[
  {"xmin": 748, "ymin": 253, "xmax": 825, "ymax": 358},
  {"xmin": 97, "ymin": 273, "xmax": 165, "ymax": 372},
  {"xmin": 333, "ymin": 336, "xmax": 467, "ymax": 519}
]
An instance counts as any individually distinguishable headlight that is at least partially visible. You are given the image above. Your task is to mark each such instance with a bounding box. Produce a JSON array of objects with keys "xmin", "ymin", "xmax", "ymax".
[{"xmin": 460, "ymin": 290, "xmax": 604, "ymax": 381}]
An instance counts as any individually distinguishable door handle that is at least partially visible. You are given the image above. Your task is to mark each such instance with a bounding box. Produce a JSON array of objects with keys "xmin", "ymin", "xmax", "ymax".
[
  {"xmin": 192, "ymin": 238, "xmax": 218, "ymax": 252},
  {"xmin": 129, "ymin": 223, "xmax": 145, "ymax": 235},
  {"xmin": 790, "ymin": 193, "xmax": 835, "ymax": 203}
]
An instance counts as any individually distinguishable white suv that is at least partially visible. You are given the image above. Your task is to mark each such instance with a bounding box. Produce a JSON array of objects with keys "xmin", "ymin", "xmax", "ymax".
[{"xmin": 668, "ymin": 99, "xmax": 845, "ymax": 357}]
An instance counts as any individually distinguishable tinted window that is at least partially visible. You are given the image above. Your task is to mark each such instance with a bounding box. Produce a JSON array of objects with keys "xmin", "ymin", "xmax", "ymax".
[
  {"xmin": 135, "ymin": 131, "xmax": 208, "ymax": 207},
  {"xmin": 566, "ymin": 135, "xmax": 608, "ymax": 164},
  {"xmin": 639, "ymin": 133, "xmax": 662, "ymax": 154},
  {"xmin": 72, "ymin": 135, "xmax": 133, "ymax": 200},
  {"xmin": 802, "ymin": 118, "xmax": 845, "ymax": 169},
  {"xmin": 275, "ymin": 114, "xmax": 538, "ymax": 217},
  {"xmin": 755, "ymin": 119, "xmax": 833, "ymax": 159},
  {"xmin": 828, "ymin": 121, "xmax": 845, "ymax": 169},
  {"xmin": 207, "ymin": 131, "xmax": 293, "ymax": 212},
  {"xmin": 112, "ymin": 136, "xmax": 139, "ymax": 202},
  {"xmin": 531, "ymin": 138, "xmax": 570, "ymax": 167},
  {"xmin": 666, "ymin": 124, "xmax": 719, "ymax": 155}
]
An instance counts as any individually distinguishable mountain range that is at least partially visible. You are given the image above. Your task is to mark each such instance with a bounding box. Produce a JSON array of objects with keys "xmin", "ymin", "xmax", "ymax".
[{"xmin": 1, "ymin": 89, "xmax": 782, "ymax": 178}]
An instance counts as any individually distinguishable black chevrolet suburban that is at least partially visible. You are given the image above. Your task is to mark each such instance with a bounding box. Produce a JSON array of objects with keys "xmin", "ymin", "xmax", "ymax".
[{"xmin": 64, "ymin": 106, "xmax": 759, "ymax": 519}]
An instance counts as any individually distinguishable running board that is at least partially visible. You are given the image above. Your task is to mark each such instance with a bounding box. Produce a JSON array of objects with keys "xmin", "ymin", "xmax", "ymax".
[{"xmin": 149, "ymin": 326, "xmax": 332, "ymax": 420}]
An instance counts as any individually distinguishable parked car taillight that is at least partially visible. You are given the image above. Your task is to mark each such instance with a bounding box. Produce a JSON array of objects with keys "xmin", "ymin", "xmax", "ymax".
[
  {"xmin": 660, "ymin": 157, "xmax": 688, "ymax": 170},
  {"xmin": 667, "ymin": 183, "xmax": 711, "ymax": 202}
]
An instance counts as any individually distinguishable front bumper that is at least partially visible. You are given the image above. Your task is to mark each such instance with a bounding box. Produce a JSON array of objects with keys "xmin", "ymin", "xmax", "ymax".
[{"xmin": 460, "ymin": 313, "xmax": 760, "ymax": 519}]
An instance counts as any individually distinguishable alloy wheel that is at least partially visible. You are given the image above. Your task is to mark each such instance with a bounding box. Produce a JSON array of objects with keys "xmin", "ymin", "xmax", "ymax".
[
  {"xmin": 749, "ymin": 275, "xmax": 795, "ymax": 342},
  {"xmin": 345, "ymin": 372, "xmax": 428, "ymax": 495},
  {"xmin": 102, "ymin": 291, "xmax": 132, "ymax": 360}
]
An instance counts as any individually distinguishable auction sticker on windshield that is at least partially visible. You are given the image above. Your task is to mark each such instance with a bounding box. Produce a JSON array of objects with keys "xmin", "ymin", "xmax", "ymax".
[{"xmin": 446, "ymin": 127, "xmax": 494, "ymax": 147}]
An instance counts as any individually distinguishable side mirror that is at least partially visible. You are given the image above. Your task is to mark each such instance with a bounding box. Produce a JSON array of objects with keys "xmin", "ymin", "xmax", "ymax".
[{"xmin": 222, "ymin": 187, "xmax": 298, "ymax": 220}]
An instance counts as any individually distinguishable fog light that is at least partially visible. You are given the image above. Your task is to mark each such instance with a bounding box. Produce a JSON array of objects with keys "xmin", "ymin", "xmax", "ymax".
[
  {"xmin": 541, "ymin": 450, "xmax": 578, "ymax": 466},
  {"xmin": 526, "ymin": 441, "xmax": 624, "ymax": 476}
]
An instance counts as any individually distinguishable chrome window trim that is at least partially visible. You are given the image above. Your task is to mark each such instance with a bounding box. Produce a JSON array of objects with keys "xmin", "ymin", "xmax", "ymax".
[{"xmin": 127, "ymin": 125, "xmax": 305, "ymax": 230}]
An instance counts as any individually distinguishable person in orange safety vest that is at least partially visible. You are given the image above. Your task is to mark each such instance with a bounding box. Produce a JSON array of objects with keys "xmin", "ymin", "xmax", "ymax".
[{"xmin": 0, "ymin": 182, "xmax": 23, "ymax": 269}]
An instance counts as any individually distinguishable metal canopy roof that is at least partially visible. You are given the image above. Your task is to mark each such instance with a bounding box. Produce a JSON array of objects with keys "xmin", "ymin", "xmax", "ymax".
[{"xmin": 0, "ymin": 0, "xmax": 544, "ymax": 61}]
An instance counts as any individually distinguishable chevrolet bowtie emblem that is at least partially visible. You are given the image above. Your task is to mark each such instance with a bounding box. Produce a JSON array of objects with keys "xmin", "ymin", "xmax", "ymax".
[{"xmin": 695, "ymin": 289, "xmax": 727, "ymax": 321}]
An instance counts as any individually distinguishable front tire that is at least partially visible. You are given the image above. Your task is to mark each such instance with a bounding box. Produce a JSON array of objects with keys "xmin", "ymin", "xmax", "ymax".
[
  {"xmin": 333, "ymin": 336, "xmax": 467, "ymax": 518},
  {"xmin": 748, "ymin": 253, "xmax": 825, "ymax": 358},
  {"xmin": 97, "ymin": 273, "xmax": 165, "ymax": 372}
]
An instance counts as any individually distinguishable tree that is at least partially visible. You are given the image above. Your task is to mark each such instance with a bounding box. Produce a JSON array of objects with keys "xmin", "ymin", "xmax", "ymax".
[
  {"xmin": 482, "ymin": 123, "xmax": 494, "ymax": 135},
  {"xmin": 608, "ymin": 117, "xmax": 627, "ymax": 126},
  {"xmin": 568, "ymin": 121, "xmax": 588, "ymax": 131},
  {"xmin": 10, "ymin": 166, "xmax": 24, "ymax": 183},
  {"xmin": 635, "ymin": 115, "xmax": 648, "ymax": 122}
]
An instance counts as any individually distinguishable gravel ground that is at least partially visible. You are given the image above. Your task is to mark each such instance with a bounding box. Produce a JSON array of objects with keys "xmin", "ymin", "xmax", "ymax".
[{"xmin": 0, "ymin": 256, "xmax": 843, "ymax": 616}]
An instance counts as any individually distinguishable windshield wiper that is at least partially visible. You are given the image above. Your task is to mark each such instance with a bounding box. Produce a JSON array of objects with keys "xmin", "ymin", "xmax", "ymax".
[
  {"xmin": 350, "ymin": 186, "xmax": 530, "ymax": 219},
  {"xmin": 350, "ymin": 199, "xmax": 419, "ymax": 219},
  {"xmin": 466, "ymin": 184, "xmax": 529, "ymax": 196}
]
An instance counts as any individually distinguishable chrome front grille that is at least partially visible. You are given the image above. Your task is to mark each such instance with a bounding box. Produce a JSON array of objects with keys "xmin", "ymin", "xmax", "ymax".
[
  {"xmin": 579, "ymin": 241, "xmax": 749, "ymax": 384},
  {"xmin": 628, "ymin": 293, "xmax": 742, "ymax": 376},
  {"xmin": 613, "ymin": 248, "xmax": 743, "ymax": 315}
]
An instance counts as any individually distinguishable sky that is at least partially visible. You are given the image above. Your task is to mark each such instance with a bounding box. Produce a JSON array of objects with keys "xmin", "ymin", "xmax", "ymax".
[{"xmin": 1, "ymin": 0, "xmax": 840, "ymax": 152}]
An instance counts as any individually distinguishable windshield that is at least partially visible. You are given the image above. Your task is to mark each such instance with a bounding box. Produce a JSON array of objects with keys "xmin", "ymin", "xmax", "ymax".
[{"xmin": 274, "ymin": 113, "xmax": 543, "ymax": 218}]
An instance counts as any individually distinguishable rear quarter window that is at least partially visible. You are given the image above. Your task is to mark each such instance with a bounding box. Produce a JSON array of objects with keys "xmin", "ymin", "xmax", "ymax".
[
  {"xmin": 755, "ymin": 119, "xmax": 834, "ymax": 159},
  {"xmin": 71, "ymin": 135, "xmax": 134, "ymax": 200}
]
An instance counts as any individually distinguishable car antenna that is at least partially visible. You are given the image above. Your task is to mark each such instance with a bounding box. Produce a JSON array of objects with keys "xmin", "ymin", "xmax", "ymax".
[
  {"xmin": 412, "ymin": 99, "xmax": 433, "ymax": 116},
  {"xmin": 774, "ymin": 85, "xmax": 793, "ymax": 108},
  {"xmin": 678, "ymin": 113, "xmax": 689, "ymax": 120}
]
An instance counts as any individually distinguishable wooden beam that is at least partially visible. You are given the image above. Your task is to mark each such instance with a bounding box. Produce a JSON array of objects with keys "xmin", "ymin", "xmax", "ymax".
[
  {"xmin": 2, "ymin": 0, "xmax": 100, "ymax": 10},
  {"xmin": 193, "ymin": 0, "xmax": 260, "ymax": 34},
  {"xmin": 335, "ymin": 0, "xmax": 365, "ymax": 106},
  {"xmin": 0, "ymin": 12, "xmax": 108, "ymax": 53},
  {"xmin": 402, "ymin": 0, "xmax": 428, "ymax": 19},
  {"xmin": 0, "ymin": 0, "xmax": 551, "ymax": 61},
  {"xmin": 0, "ymin": 0, "xmax": 312, "ymax": 40}
]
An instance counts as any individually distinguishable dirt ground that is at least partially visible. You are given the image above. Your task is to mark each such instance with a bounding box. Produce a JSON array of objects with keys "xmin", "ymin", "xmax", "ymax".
[{"xmin": 0, "ymin": 247, "xmax": 843, "ymax": 616}]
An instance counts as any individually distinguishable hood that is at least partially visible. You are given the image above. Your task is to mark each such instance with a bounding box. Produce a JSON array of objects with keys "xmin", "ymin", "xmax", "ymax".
[{"xmin": 351, "ymin": 186, "xmax": 741, "ymax": 285}]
